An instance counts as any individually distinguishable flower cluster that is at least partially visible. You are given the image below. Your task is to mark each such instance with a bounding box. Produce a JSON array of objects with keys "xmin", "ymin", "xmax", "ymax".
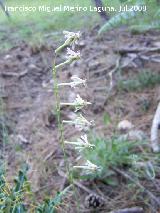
[
  {"xmin": 63, "ymin": 31, "xmax": 81, "ymax": 49},
  {"xmin": 60, "ymin": 94, "xmax": 91, "ymax": 112},
  {"xmin": 55, "ymin": 31, "xmax": 80, "ymax": 54},
  {"xmin": 65, "ymin": 134, "xmax": 95, "ymax": 152},
  {"xmin": 63, "ymin": 113, "xmax": 94, "ymax": 131},
  {"xmin": 74, "ymin": 160, "xmax": 101, "ymax": 174},
  {"xmin": 66, "ymin": 48, "xmax": 81, "ymax": 61},
  {"xmin": 55, "ymin": 31, "xmax": 101, "ymax": 174},
  {"xmin": 58, "ymin": 75, "xmax": 86, "ymax": 88},
  {"xmin": 55, "ymin": 48, "xmax": 81, "ymax": 69}
]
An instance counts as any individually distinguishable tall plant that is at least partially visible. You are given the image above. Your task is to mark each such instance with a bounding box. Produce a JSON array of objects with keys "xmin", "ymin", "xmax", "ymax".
[{"xmin": 53, "ymin": 31, "xmax": 101, "ymax": 177}]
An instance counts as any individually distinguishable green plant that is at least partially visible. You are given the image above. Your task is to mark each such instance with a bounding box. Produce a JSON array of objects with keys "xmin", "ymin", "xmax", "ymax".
[
  {"xmin": 82, "ymin": 135, "xmax": 140, "ymax": 174},
  {"xmin": 77, "ymin": 134, "xmax": 159, "ymax": 187},
  {"xmin": 99, "ymin": 0, "xmax": 160, "ymax": 33},
  {"xmin": 53, "ymin": 32, "xmax": 159, "ymax": 189},
  {"xmin": 103, "ymin": 112, "xmax": 111, "ymax": 126},
  {"xmin": 54, "ymin": 31, "xmax": 103, "ymax": 178},
  {"xmin": 81, "ymin": 131, "xmax": 160, "ymax": 183},
  {"xmin": 0, "ymin": 0, "xmax": 99, "ymax": 52},
  {"xmin": 0, "ymin": 164, "xmax": 71, "ymax": 212},
  {"xmin": 0, "ymin": 164, "xmax": 30, "ymax": 212},
  {"xmin": 36, "ymin": 185, "xmax": 71, "ymax": 213},
  {"xmin": 0, "ymin": 93, "xmax": 9, "ymax": 163},
  {"xmin": 117, "ymin": 70, "xmax": 160, "ymax": 92}
]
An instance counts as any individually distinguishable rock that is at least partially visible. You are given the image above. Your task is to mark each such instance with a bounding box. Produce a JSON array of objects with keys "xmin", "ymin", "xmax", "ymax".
[
  {"xmin": 77, "ymin": 41, "xmax": 86, "ymax": 47},
  {"xmin": 128, "ymin": 130, "xmax": 147, "ymax": 141},
  {"xmin": 88, "ymin": 60, "xmax": 100, "ymax": 70},
  {"xmin": 118, "ymin": 129, "xmax": 147, "ymax": 142},
  {"xmin": 42, "ymin": 81, "xmax": 48, "ymax": 88},
  {"xmin": 117, "ymin": 120, "xmax": 134, "ymax": 131},
  {"xmin": 153, "ymin": 41, "xmax": 160, "ymax": 47},
  {"xmin": 28, "ymin": 64, "xmax": 40, "ymax": 71},
  {"xmin": 4, "ymin": 54, "xmax": 12, "ymax": 60}
]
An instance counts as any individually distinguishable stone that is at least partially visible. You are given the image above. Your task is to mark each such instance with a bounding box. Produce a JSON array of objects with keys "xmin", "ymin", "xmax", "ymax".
[{"xmin": 118, "ymin": 120, "xmax": 134, "ymax": 131}]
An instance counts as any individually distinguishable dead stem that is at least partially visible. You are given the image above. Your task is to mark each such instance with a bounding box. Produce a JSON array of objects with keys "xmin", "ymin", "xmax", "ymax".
[{"xmin": 113, "ymin": 167, "xmax": 160, "ymax": 206}]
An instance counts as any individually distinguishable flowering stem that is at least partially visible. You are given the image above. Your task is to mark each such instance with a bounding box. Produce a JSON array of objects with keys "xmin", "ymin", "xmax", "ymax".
[
  {"xmin": 55, "ymin": 43, "xmax": 68, "ymax": 54},
  {"xmin": 55, "ymin": 37, "xmax": 75, "ymax": 54},
  {"xmin": 60, "ymin": 102, "xmax": 91, "ymax": 106},
  {"xmin": 58, "ymin": 82, "xmax": 71, "ymax": 87},
  {"xmin": 73, "ymin": 166, "xmax": 89, "ymax": 169},
  {"xmin": 52, "ymin": 55, "xmax": 70, "ymax": 176},
  {"xmin": 60, "ymin": 103, "xmax": 76, "ymax": 106},
  {"xmin": 55, "ymin": 59, "xmax": 71, "ymax": 69},
  {"xmin": 64, "ymin": 141, "xmax": 78, "ymax": 145},
  {"xmin": 62, "ymin": 120, "xmax": 74, "ymax": 124}
]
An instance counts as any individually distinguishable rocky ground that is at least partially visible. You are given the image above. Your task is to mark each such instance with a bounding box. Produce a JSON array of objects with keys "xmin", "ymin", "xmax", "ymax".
[{"xmin": 0, "ymin": 28, "xmax": 160, "ymax": 212}]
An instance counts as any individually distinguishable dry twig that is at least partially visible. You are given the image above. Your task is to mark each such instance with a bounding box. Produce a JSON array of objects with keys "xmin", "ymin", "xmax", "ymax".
[
  {"xmin": 114, "ymin": 47, "xmax": 160, "ymax": 54},
  {"xmin": 1, "ymin": 70, "xmax": 28, "ymax": 78},
  {"xmin": 113, "ymin": 167, "xmax": 160, "ymax": 206},
  {"xmin": 58, "ymin": 169, "xmax": 106, "ymax": 202},
  {"xmin": 110, "ymin": 207, "xmax": 144, "ymax": 213}
]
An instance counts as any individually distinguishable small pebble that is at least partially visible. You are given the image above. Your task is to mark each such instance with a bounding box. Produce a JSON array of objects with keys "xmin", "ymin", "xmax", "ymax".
[{"xmin": 118, "ymin": 120, "xmax": 134, "ymax": 131}]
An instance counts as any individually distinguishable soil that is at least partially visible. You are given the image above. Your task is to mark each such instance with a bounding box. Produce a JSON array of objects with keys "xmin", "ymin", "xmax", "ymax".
[{"xmin": 0, "ymin": 28, "xmax": 160, "ymax": 212}]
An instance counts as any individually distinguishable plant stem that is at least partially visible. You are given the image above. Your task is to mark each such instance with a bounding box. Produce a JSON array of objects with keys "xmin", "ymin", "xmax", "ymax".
[
  {"xmin": 113, "ymin": 167, "xmax": 160, "ymax": 206},
  {"xmin": 52, "ymin": 55, "xmax": 73, "ymax": 183}
]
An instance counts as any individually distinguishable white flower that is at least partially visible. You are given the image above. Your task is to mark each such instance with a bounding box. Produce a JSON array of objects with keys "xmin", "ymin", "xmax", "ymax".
[
  {"xmin": 60, "ymin": 94, "xmax": 91, "ymax": 112},
  {"xmin": 66, "ymin": 48, "xmax": 80, "ymax": 61},
  {"xmin": 74, "ymin": 160, "xmax": 101, "ymax": 173},
  {"xmin": 75, "ymin": 114, "xmax": 94, "ymax": 131},
  {"xmin": 55, "ymin": 31, "xmax": 81, "ymax": 53},
  {"xmin": 70, "ymin": 76, "xmax": 86, "ymax": 88},
  {"xmin": 74, "ymin": 95, "xmax": 91, "ymax": 111},
  {"xmin": 63, "ymin": 31, "xmax": 81, "ymax": 48},
  {"xmin": 58, "ymin": 75, "xmax": 86, "ymax": 88},
  {"xmin": 63, "ymin": 114, "xmax": 94, "ymax": 131},
  {"xmin": 63, "ymin": 31, "xmax": 81, "ymax": 40},
  {"xmin": 64, "ymin": 134, "xmax": 95, "ymax": 151},
  {"xmin": 55, "ymin": 49, "xmax": 80, "ymax": 67}
]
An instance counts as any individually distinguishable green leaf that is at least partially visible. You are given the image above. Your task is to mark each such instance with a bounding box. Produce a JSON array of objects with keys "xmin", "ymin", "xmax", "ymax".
[
  {"xmin": 14, "ymin": 164, "xmax": 29, "ymax": 193},
  {"xmin": 103, "ymin": 113, "xmax": 111, "ymax": 126},
  {"xmin": 99, "ymin": 10, "xmax": 137, "ymax": 34},
  {"xmin": 103, "ymin": 177, "xmax": 119, "ymax": 186}
]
